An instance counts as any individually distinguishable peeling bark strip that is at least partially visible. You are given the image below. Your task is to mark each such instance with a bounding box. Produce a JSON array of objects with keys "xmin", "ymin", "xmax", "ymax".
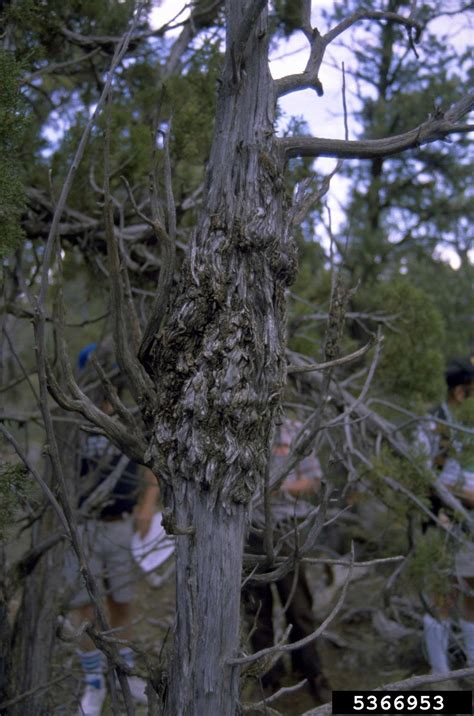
[{"xmin": 144, "ymin": 2, "xmax": 296, "ymax": 713}]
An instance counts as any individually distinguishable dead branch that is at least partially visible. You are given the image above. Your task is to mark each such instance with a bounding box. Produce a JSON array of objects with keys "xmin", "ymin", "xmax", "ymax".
[
  {"xmin": 0, "ymin": 423, "xmax": 69, "ymax": 534},
  {"xmin": 242, "ymin": 678, "xmax": 307, "ymax": 712},
  {"xmin": 0, "ymin": 675, "xmax": 69, "ymax": 712},
  {"xmin": 136, "ymin": 125, "xmax": 177, "ymax": 366},
  {"xmin": 23, "ymin": 48, "xmax": 101, "ymax": 82},
  {"xmin": 162, "ymin": 1, "xmax": 223, "ymax": 80},
  {"xmin": 102, "ymin": 97, "xmax": 157, "ymax": 408},
  {"xmin": 32, "ymin": 307, "xmax": 132, "ymax": 712},
  {"xmin": 2, "ymin": 326, "xmax": 40, "ymax": 404},
  {"xmin": 287, "ymin": 339, "xmax": 375, "ymax": 374},
  {"xmin": 275, "ymin": 7, "xmax": 421, "ymax": 99},
  {"xmin": 280, "ymin": 93, "xmax": 474, "ymax": 160},
  {"xmin": 303, "ymin": 555, "xmax": 404, "ymax": 568},
  {"xmin": 44, "ymin": 249, "xmax": 147, "ymax": 463},
  {"xmin": 45, "ymin": 346, "xmax": 147, "ymax": 465},
  {"xmin": 11, "ymin": 531, "xmax": 65, "ymax": 580},
  {"xmin": 289, "ymin": 160, "xmax": 342, "ymax": 226},
  {"xmin": 37, "ymin": 7, "xmax": 145, "ymax": 315},
  {"xmin": 324, "ymin": 329, "xmax": 383, "ymax": 429},
  {"xmin": 268, "ymin": 274, "xmax": 356, "ymax": 495},
  {"xmin": 231, "ymin": 544, "xmax": 355, "ymax": 667}
]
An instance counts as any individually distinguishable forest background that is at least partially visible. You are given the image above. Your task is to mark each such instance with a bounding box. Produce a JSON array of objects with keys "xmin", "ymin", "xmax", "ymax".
[{"xmin": 0, "ymin": 0, "xmax": 473, "ymax": 714}]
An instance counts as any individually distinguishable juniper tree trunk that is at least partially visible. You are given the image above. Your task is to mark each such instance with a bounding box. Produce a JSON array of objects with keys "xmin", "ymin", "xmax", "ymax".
[
  {"xmin": 8, "ymin": 422, "xmax": 77, "ymax": 716},
  {"xmin": 146, "ymin": 3, "xmax": 296, "ymax": 714},
  {"xmin": 8, "ymin": 516, "xmax": 65, "ymax": 716}
]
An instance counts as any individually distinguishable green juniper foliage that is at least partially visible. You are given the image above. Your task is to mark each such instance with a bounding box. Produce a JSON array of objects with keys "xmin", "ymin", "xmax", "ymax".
[
  {"xmin": 0, "ymin": 461, "xmax": 28, "ymax": 541},
  {"xmin": 367, "ymin": 446, "xmax": 432, "ymax": 516},
  {"xmin": 404, "ymin": 527, "xmax": 455, "ymax": 597},
  {"xmin": 452, "ymin": 397, "xmax": 474, "ymax": 472},
  {"xmin": 0, "ymin": 51, "xmax": 27, "ymax": 257},
  {"xmin": 361, "ymin": 278, "xmax": 445, "ymax": 407}
]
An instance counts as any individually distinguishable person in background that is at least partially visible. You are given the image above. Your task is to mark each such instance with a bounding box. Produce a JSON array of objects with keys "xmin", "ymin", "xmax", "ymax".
[
  {"xmin": 244, "ymin": 418, "xmax": 331, "ymax": 705},
  {"xmin": 65, "ymin": 342, "xmax": 159, "ymax": 716},
  {"xmin": 417, "ymin": 357, "xmax": 474, "ymax": 677}
]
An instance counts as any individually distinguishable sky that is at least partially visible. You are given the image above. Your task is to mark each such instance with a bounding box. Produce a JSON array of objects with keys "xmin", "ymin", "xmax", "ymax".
[
  {"xmin": 150, "ymin": 0, "xmax": 351, "ymax": 226},
  {"xmin": 149, "ymin": 1, "xmax": 472, "ymax": 268},
  {"xmin": 40, "ymin": 1, "xmax": 471, "ymax": 267}
]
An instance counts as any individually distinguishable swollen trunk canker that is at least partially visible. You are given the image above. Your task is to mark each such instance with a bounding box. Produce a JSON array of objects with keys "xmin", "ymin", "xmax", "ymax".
[{"xmin": 146, "ymin": 3, "xmax": 296, "ymax": 713}]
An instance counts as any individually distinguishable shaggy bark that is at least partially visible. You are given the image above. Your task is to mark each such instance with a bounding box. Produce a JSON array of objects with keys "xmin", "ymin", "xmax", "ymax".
[
  {"xmin": 144, "ymin": 2, "xmax": 295, "ymax": 713},
  {"xmin": 7, "ymin": 421, "xmax": 77, "ymax": 716},
  {"xmin": 7, "ymin": 519, "xmax": 65, "ymax": 716}
]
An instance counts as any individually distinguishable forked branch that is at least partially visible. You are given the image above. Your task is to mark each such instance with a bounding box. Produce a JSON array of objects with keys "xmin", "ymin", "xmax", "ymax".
[{"xmin": 275, "ymin": 7, "xmax": 421, "ymax": 99}]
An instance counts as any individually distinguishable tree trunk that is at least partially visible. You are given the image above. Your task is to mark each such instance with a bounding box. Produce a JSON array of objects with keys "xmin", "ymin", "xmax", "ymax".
[
  {"xmin": 8, "ymin": 519, "xmax": 65, "ymax": 716},
  {"xmin": 0, "ymin": 549, "xmax": 12, "ymax": 708},
  {"xmin": 165, "ymin": 483, "xmax": 245, "ymax": 715},
  {"xmin": 146, "ymin": 3, "xmax": 296, "ymax": 713},
  {"xmin": 7, "ymin": 421, "xmax": 77, "ymax": 716}
]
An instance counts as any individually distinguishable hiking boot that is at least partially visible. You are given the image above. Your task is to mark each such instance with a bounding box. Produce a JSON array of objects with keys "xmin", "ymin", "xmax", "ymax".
[{"xmin": 78, "ymin": 683, "xmax": 106, "ymax": 716}]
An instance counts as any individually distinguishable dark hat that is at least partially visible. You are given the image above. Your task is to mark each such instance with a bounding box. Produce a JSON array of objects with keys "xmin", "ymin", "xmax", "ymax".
[{"xmin": 445, "ymin": 356, "xmax": 474, "ymax": 389}]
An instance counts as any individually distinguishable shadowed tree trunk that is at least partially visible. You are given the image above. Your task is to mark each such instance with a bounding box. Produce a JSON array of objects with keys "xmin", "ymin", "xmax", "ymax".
[
  {"xmin": 8, "ymin": 521, "xmax": 65, "ymax": 716},
  {"xmin": 0, "ymin": 550, "xmax": 12, "ymax": 708},
  {"xmin": 7, "ymin": 422, "xmax": 77, "ymax": 716},
  {"xmin": 146, "ymin": 3, "xmax": 296, "ymax": 713}
]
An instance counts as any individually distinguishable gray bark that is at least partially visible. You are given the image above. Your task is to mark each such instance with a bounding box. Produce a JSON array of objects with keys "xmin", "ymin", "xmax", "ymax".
[
  {"xmin": 144, "ymin": 2, "xmax": 296, "ymax": 713},
  {"xmin": 165, "ymin": 483, "xmax": 245, "ymax": 715},
  {"xmin": 8, "ymin": 518, "xmax": 65, "ymax": 716},
  {"xmin": 0, "ymin": 550, "xmax": 12, "ymax": 707},
  {"xmin": 7, "ymin": 421, "xmax": 77, "ymax": 716}
]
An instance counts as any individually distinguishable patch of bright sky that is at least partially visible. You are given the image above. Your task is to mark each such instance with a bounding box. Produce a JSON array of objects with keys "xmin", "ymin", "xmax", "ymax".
[
  {"xmin": 40, "ymin": 1, "xmax": 470, "ymax": 268},
  {"xmin": 150, "ymin": 0, "xmax": 353, "ymax": 246},
  {"xmin": 150, "ymin": 1, "xmax": 473, "ymax": 269}
]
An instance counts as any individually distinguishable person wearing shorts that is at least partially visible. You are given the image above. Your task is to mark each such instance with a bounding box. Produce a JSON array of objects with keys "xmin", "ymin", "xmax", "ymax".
[
  {"xmin": 416, "ymin": 357, "xmax": 474, "ymax": 676},
  {"xmin": 66, "ymin": 344, "xmax": 159, "ymax": 716}
]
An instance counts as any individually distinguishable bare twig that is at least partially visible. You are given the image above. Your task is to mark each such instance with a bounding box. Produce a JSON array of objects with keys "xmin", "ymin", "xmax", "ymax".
[
  {"xmin": 136, "ymin": 125, "xmax": 177, "ymax": 365},
  {"xmin": 303, "ymin": 555, "xmax": 404, "ymax": 568},
  {"xmin": 2, "ymin": 326, "xmax": 40, "ymax": 404},
  {"xmin": 23, "ymin": 48, "xmax": 101, "ymax": 82},
  {"xmin": 287, "ymin": 339, "xmax": 374, "ymax": 374},
  {"xmin": 242, "ymin": 678, "xmax": 308, "ymax": 712},
  {"xmin": 324, "ymin": 329, "xmax": 383, "ymax": 428},
  {"xmin": 102, "ymin": 94, "xmax": 156, "ymax": 409},
  {"xmin": 289, "ymin": 157, "xmax": 342, "ymax": 226},
  {"xmin": 275, "ymin": 7, "xmax": 421, "ymax": 99},
  {"xmin": 231, "ymin": 544, "xmax": 355, "ymax": 667},
  {"xmin": 0, "ymin": 424, "xmax": 69, "ymax": 534},
  {"xmin": 0, "ymin": 675, "xmax": 69, "ymax": 711},
  {"xmin": 263, "ymin": 460, "xmax": 274, "ymax": 564},
  {"xmin": 37, "ymin": 4, "xmax": 145, "ymax": 314}
]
